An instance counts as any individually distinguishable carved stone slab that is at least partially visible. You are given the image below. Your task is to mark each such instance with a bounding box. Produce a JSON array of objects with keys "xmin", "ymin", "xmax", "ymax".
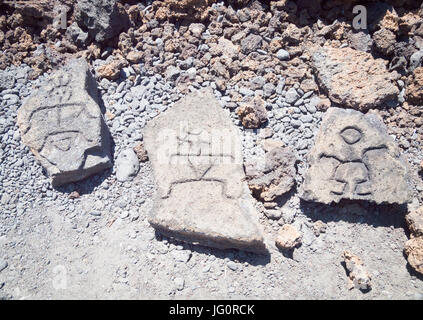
[
  {"xmin": 300, "ymin": 107, "xmax": 411, "ymax": 205},
  {"xmin": 17, "ymin": 59, "xmax": 112, "ymax": 187},
  {"xmin": 144, "ymin": 88, "xmax": 266, "ymax": 253}
]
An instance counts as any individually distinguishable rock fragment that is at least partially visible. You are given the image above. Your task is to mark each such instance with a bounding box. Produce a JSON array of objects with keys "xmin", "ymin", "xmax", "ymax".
[
  {"xmin": 311, "ymin": 46, "xmax": 399, "ymax": 111},
  {"xmin": 116, "ymin": 149, "xmax": 139, "ymax": 182},
  {"xmin": 404, "ymin": 237, "xmax": 423, "ymax": 275},
  {"xmin": 17, "ymin": 59, "xmax": 112, "ymax": 187},
  {"xmin": 275, "ymin": 224, "xmax": 302, "ymax": 251},
  {"xmin": 342, "ymin": 251, "xmax": 372, "ymax": 292},
  {"xmin": 300, "ymin": 107, "xmax": 411, "ymax": 205},
  {"xmin": 246, "ymin": 146, "xmax": 297, "ymax": 204},
  {"xmin": 236, "ymin": 96, "xmax": 268, "ymax": 129},
  {"xmin": 133, "ymin": 143, "xmax": 149, "ymax": 162},
  {"xmin": 406, "ymin": 67, "xmax": 423, "ymax": 105},
  {"xmin": 406, "ymin": 207, "xmax": 423, "ymax": 237},
  {"xmin": 144, "ymin": 88, "xmax": 266, "ymax": 253},
  {"xmin": 75, "ymin": 0, "xmax": 129, "ymax": 43}
]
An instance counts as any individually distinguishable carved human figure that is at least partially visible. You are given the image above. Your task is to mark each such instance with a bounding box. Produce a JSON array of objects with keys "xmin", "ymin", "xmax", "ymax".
[{"xmin": 17, "ymin": 59, "xmax": 112, "ymax": 186}]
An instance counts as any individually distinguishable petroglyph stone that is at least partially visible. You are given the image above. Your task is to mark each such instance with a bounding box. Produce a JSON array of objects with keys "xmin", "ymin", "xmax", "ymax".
[
  {"xmin": 300, "ymin": 107, "xmax": 411, "ymax": 205},
  {"xmin": 17, "ymin": 59, "xmax": 112, "ymax": 187},
  {"xmin": 144, "ymin": 88, "xmax": 266, "ymax": 253}
]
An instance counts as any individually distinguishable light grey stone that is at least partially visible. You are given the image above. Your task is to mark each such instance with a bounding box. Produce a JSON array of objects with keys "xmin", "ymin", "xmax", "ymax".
[
  {"xmin": 116, "ymin": 149, "xmax": 139, "ymax": 182},
  {"xmin": 276, "ymin": 49, "xmax": 290, "ymax": 61},
  {"xmin": 17, "ymin": 59, "xmax": 112, "ymax": 187},
  {"xmin": 144, "ymin": 88, "xmax": 266, "ymax": 253},
  {"xmin": 300, "ymin": 107, "xmax": 411, "ymax": 204},
  {"xmin": 285, "ymin": 88, "xmax": 299, "ymax": 105}
]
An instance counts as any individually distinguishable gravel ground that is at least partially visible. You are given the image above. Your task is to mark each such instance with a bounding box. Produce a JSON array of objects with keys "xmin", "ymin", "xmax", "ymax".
[{"xmin": 1, "ymin": 60, "xmax": 423, "ymax": 300}]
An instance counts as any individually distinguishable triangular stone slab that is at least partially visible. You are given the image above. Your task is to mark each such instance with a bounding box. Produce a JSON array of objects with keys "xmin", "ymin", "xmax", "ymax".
[
  {"xmin": 299, "ymin": 107, "xmax": 411, "ymax": 205},
  {"xmin": 144, "ymin": 88, "xmax": 266, "ymax": 253}
]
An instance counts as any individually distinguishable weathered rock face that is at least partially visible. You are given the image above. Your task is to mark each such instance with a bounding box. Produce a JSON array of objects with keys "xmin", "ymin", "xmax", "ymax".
[
  {"xmin": 406, "ymin": 207, "xmax": 423, "ymax": 237},
  {"xmin": 154, "ymin": 0, "xmax": 216, "ymax": 22},
  {"xmin": 311, "ymin": 46, "xmax": 399, "ymax": 111},
  {"xmin": 342, "ymin": 251, "xmax": 372, "ymax": 292},
  {"xmin": 75, "ymin": 0, "xmax": 129, "ymax": 43},
  {"xmin": 245, "ymin": 146, "xmax": 297, "ymax": 203},
  {"xmin": 300, "ymin": 107, "xmax": 411, "ymax": 205},
  {"xmin": 144, "ymin": 88, "xmax": 266, "ymax": 253},
  {"xmin": 404, "ymin": 237, "xmax": 423, "ymax": 275},
  {"xmin": 275, "ymin": 224, "xmax": 302, "ymax": 251},
  {"xmin": 236, "ymin": 96, "xmax": 268, "ymax": 129},
  {"xmin": 17, "ymin": 59, "xmax": 112, "ymax": 187}
]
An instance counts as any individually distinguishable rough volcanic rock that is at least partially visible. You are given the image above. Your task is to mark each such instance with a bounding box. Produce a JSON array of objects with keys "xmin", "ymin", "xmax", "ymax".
[
  {"xmin": 406, "ymin": 207, "xmax": 423, "ymax": 237},
  {"xmin": 406, "ymin": 67, "xmax": 423, "ymax": 105},
  {"xmin": 275, "ymin": 224, "xmax": 302, "ymax": 251},
  {"xmin": 17, "ymin": 59, "xmax": 112, "ymax": 187},
  {"xmin": 133, "ymin": 143, "xmax": 148, "ymax": 162},
  {"xmin": 300, "ymin": 107, "xmax": 411, "ymax": 205},
  {"xmin": 153, "ymin": 0, "xmax": 216, "ymax": 22},
  {"xmin": 96, "ymin": 58, "xmax": 126, "ymax": 80},
  {"xmin": 404, "ymin": 237, "xmax": 423, "ymax": 275},
  {"xmin": 143, "ymin": 88, "xmax": 266, "ymax": 253},
  {"xmin": 75, "ymin": 0, "xmax": 129, "ymax": 43},
  {"xmin": 236, "ymin": 96, "xmax": 268, "ymax": 129},
  {"xmin": 342, "ymin": 251, "xmax": 372, "ymax": 292},
  {"xmin": 311, "ymin": 46, "xmax": 399, "ymax": 111},
  {"xmin": 246, "ymin": 146, "xmax": 297, "ymax": 203},
  {"xmin": 373, "ymin": 28, "xmax": 396, "ymax": 56}
]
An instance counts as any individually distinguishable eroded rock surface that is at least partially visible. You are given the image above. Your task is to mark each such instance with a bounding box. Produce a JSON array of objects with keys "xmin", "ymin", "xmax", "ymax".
[
  {"xmin": 245, "ymin": 146, "xmax": 297, "ymax": 204},
  {"xmin": 144, "ymin": 88, "xmax": 266, "ymax": 253},
  {"xmin": 311, "ymin": 46, "xmax": 399, "ymax": 111},
  {"xmin": 404, "ymin": 237, "xmax": 423, "ymax": 276},
  {"xmin": 406, "ymin": 206, "xmax": 423, "ymax": 237},
  {"xmin": 342, "ymin": 251, "xmax": 372, "ymax": 292},
  {"xmin": 275, "ymin": 224, "xmax": 302, "ymax": 251},
  {"xmin": 75, "ymin": 0, "xmax": 129, "ymax": 43},
  {"xmin": 17, "ymin": 59, "xmax": 112, "ymax": 187},
  {"xmin": 300, "ymin": 107, "xmax": 411, "ymax": 205}
]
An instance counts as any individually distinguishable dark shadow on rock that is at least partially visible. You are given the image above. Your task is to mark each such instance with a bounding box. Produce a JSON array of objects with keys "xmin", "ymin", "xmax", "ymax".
[
  {"xmin": 154, "ymin": 230, "xmax": 271, "ymax": 266},
  {"xmin": 53, "ymin": 126, "xmax": 115, "ymax": 196},
  {"xmin": 299, "ymin": 198, "xmax": 408, "ymax": 230}
]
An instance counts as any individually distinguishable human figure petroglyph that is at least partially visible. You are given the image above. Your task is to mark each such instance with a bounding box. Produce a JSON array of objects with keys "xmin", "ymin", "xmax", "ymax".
[
  {"xmin": 300, "ymin": 107, "xmax": 410, "ymax": 204},
  {"xmin": 17, "ymin": 59, "xmax": 112, "ymax": 186},
  {"xmin": 144, "ymin": 88, "xmax": 265, "ymax": 253},
  {"xmin": 155, "ymin": 123, "xmax": 242, "ymax": 200}
]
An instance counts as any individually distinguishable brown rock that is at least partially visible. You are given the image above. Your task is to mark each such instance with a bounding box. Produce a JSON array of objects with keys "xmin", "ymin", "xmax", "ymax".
[
  {"xmin": 236, "ymin": 96, "xmax": 268, "ymax": 129},
  {"xmin": 127, "ymin": 51, "xmax": 143, "ymax": 64},
  {"xmin": 153, "ymin": 0, "xmax": 216, "ymax": 22},
  {"xmin": 404, "ymin": 236, "xmax": 423, "ymax": 275},
  {"xmin": 379, "ymin": 8, "xmax": 399, "ymax": 32},
  {"xmin": 406, "ymin": 67, "xmax": 423, "ymax": 105},
  {"xmin": 406, "ymin": 207, "xmax": 423, "ymax": 237},
  {"xmin": 96, "ymin": 59, "xmax": 125, "ymax": 80},
  {"xmin": 342, "ymin": 251, "xmax": 372, "ymax": 291},
  {"xmin": 275, "ymin": 224, "xmax": 302, "ymax": 251},
  {"xmin": 311, "ymin": 46, "xmax": 399, "ymax": 111},
  {"xmin": 133, "ymin": 143, "xmax": 149, "ymax": 162}
]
